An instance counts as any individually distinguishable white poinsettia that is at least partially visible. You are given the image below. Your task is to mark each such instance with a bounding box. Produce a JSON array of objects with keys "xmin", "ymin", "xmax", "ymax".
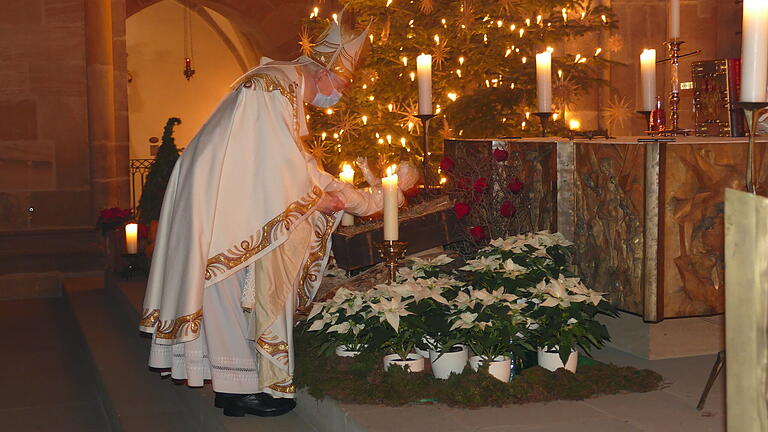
[
  {"xmin": 564, "ymin": 277, "xmax": 606, "ymax": 305},
  {"xmin": 409, "ymin": 278, "xmax": 450, "ymax": 304},
  {"xmin": 499, "ymin": 258, "xmax": 529, "ymax": 277},
  {"xmin": 370, "ymin": 296, "xmax": 413, "ymax": 332},
  {"xmin": 451, "ymin": 290, "xmax": 476, "ymax": 310},
  {"xmin": 332, "ymin": 287, "xmax": 355, "ymax": 304},
  {"xmin": 460, "ymin": 255, "xmax": 502, "ymax": 272},
  {"xmin": 327, "ymin": 321, "xmax": 352, "ymax": 333},
  {"xmin": 409, "ymin": 254, "xmax": 454, "ymax": 270},
  {"xmin": 396, "ymin": 266, "xmax": 424, "ymax": 282},
  {"xmin": 449, "ymin": 311, "xmax": 478, "ymax": 330},
  {"xmin": 535, "ymin": 230, "xmax": 574, "ymax": 247},
  {"xmin": 471, "ymin": 287, "xmax": 517, "ymax": 306},
  {"xmin": 341, "ymin": 295, "xmax": 366, "ymax": 316},
  {"xmin": 308, "ymin": 311, "xmax": 339, "ymax": 331},
  {"xmin": 308, "ymin": 301, "xmax": 326, "ymax": 319}
]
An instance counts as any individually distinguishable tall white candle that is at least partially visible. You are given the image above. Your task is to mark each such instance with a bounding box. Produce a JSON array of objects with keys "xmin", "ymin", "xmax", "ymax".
[
  {"xmin": 339, "ymin": 163, "xmax": 355, "ymax": 227},
  {"xmin": 125, "ymin": 223, "xmax": 138, "ymax": 254},
  {"xmin": 382, "ymin": 165, "xmax": 399, "ymax": 241},
  {"xmin": 416, "ymin": 54, "xmax": 432, "ymax": 114},
  {"xmin": 669, "ymin": 0, "xmax": 680, "ymax": 40},
  {"xmin": 535, "ymin": 50, "xmax": 552, "ymax": 113},
  {"xmin": 640, "ymin": 49, "xmax": 657, "ymax": 111},
  {"xmin": 740, "ymin": 0, "xmax": 768, "ymax": 102}
]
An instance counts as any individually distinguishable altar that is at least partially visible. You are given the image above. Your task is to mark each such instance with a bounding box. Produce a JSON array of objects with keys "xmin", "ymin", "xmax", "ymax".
[{"xmin": 445, "ymin": 136, "xmax": 767, "ymax": 357}]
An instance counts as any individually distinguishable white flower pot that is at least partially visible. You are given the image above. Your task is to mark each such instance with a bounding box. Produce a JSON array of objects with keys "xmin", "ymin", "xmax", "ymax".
[
  {"xmin": 429, "ymin": 345, "xmax": 468, "ymax": 379},
  {"xmin": 335, "ymin": 345, "xmax": 363, "ymax": 357},
  {"xmin": 414, "ymin": 336, "xmax": 434, "ymax": 360},
  {"xmin": 537, "ymin": 347, "xmax": 578, "ymax": 373},
  {"xmin": 383, "ymin": 353, "xmax": 425, "ymax": 372},
  {"xmin": 469, "ymin": 355, "xmax": 512, "ymax": 382}
]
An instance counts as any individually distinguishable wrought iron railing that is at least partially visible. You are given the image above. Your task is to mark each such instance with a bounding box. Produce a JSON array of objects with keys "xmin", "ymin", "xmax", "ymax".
[{"xmin": 129, "ymin": 159, "xmax": 154, "ymax": 212}]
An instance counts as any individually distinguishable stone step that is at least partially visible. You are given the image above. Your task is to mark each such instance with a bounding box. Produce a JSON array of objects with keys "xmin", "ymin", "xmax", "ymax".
[{"xmin": 66, "ymin": 275, "xmax": 319, "ymax": 431}]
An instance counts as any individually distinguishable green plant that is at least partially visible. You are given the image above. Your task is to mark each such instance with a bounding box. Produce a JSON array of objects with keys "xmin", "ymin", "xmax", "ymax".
[{"xmin": 137, "ymin": 117, "xmax": 182, "ymax": 225}]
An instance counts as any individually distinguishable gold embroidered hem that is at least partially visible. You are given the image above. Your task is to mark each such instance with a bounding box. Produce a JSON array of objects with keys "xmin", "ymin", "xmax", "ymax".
[
  {"xmin": 205, "ymin": 186, "xmax": 323, "ymax": 281},
  {"xmin": 298, "ymin": 213, "xmax": 337, "ymax": 306},
  {"xmin": 155, "ymin": 309, "xmax": 203, "ymax": 340},
  {"xmin": 268, "ymin": 379, "xmax": 296, "ymax": 394},
  {"xmin": 140, "ymin": 308, "xmax": 160, "ymax": 328}
]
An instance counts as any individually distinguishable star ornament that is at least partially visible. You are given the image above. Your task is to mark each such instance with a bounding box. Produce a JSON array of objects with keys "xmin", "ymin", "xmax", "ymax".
[
  {"xmin": 298, "ymin": 26, "xmax": 314, "ymax": 57},
  {"xmin": 432, "ymin": 38, "xmax": 450, "ymax": 69},
  {"xmin": 603, "ymin": 95, "xmax": 633, "ymax": 131}
]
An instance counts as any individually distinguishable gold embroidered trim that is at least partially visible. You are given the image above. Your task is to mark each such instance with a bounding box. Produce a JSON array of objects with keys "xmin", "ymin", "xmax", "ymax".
[
  {"xmin": 140, "ymin": 308, "xmax": 160, "ymax": 328},
  {"xmin": 205, "ymin": 186, "xmax": 323, "ymax": 281},
  {"xmin": 298, "ymin": 213, "xmax": 337, "ymax": 306},
  {"xmin": 257, "ymin": 337, "xmax": 289, "ymax": 356},
  {"xmin": 236, "ymin": 72, "xmax": 290, "ymax": 98},
  {"xmin": 269, "ymin": 380, "xmax": 295, "ymax": 394},
  {"xmin": 155, "ymin": 309, "xmax": 203, "ymax": 340}
]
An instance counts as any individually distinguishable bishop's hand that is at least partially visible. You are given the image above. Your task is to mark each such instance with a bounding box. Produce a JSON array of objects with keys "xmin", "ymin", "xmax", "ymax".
[{"xmin": 316, "ymin": 191, "xmax": 345, "ymax": 215}]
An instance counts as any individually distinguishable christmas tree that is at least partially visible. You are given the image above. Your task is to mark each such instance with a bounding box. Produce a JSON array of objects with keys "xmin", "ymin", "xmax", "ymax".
[{"xmin": 302, "ymin": 0, "xmax": 616, "ymax": 175}]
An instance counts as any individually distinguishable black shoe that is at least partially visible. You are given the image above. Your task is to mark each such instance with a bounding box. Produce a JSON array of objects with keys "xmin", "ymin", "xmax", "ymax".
[
  {"xmin": 214, "ymin": 392, "xmax": 267, "ymax": 409},
  {"xmin": 221, "ymin": 393, "xmax": 297, "ymax": 417}
]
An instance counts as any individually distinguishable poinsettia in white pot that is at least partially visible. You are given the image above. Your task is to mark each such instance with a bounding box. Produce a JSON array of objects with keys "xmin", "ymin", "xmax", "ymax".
[
  {"xmin": 449, "ymin": 287, "xmax": 534, "ymax": 382},
  {"xmin": 304, "ymin": 288, "xmax": 372, "ymax": 357},
  {"xmin": 524, "ymin": 275, "xmax": 618, "ymax": 372}
]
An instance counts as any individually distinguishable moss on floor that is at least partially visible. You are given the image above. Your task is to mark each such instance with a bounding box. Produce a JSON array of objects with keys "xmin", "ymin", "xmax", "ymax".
[{"xmin": 294, "ymin": 332, "xmax": 663, "ymax": 408}]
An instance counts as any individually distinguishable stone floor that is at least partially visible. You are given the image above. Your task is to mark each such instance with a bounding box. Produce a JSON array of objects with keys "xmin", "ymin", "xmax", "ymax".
[
  {"xmin": 0, "ymin": 279, "xmax": 726, "ymax": 432},
  {"xmin": 0, "ymin": 298, "xmax": 110, "ymax": 432}
]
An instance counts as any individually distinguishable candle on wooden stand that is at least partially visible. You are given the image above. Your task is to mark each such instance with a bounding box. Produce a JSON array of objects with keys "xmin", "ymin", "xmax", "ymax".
[
  {"xmin": 382, "ymin": 164, "xmax": 399, "ymax": 241},
  {"xmin": 339, "ymin": 163, "xmax": 355, "ymax": 226},
  {"xmin": 125, "ymin": 223, "xmax": 138, "ymax": 254},
  {"xmin": 416, "ymin": 54, "xmax": 432, "ymax": 114},
  {"xmin": 669, "ymin": 0, "xmax": 680, "ymax": 40},
  {"xmin": 740, "ymin": 0, "xmax": 768, "ymax": 102},
  {"xmin": 535, "ymin": 50, "xmax": 552, "ymax": 112},
  {"xmin": 640, "ymin": 49, "xmax": 657, "ymax": 111}
]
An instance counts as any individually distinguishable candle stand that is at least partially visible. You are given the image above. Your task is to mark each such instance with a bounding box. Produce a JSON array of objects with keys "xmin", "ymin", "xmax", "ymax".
[
  {"xmin": 533, "ymin": 112, "xmax": 553, "ymax": 137},
  {"xmin": 375, "ymin": 240, "xmax": 408, "ymax": 285},
  {"xmin": 735, "ymin": 101, "xmax": 768, "ymax": 193},
  {"xmin": 416, "ymin": 114, "xmax": 437, "ymax": 189},
  {"xmin": 656, "ymin": 40, "xmax": 700, "ymax": 136},
  {"xmin": 121, "ymin": 253, "xmax": 148, "ymax": 280}
]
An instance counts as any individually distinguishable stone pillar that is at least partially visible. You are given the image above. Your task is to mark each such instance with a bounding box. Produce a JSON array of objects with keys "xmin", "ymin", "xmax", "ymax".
[{"xmin": 85, "ymin": 0, "xmax": 129, "ymax": 213}]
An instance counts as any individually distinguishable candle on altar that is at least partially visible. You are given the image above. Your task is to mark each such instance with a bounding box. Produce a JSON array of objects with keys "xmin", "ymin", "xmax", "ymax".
[
  {"xmin": 740, "ymin": 0, "xmax": 768, "ymax": 102},
  {"xmin": 569, "ymin": 119, "xmax": 581, "ymax": 130},
  {"xmin": 125, "ymin": 223, "xmax": 138, "ymax": 254},
  {"xmin": 640, "ymin": 49, "xmax": 657, "ymax": 111},
  {"xmin": 382, "ymin": 164, "xmax": 399, "ymax": 241},
  {"xmin": 535, "ymin": 50, "xmax": 552, "ymax": 113},
  {"xmin": 339, "ymin": 163, "xmax": 355, "ymax": 227},
  {"xmin": 669, "ymin": 0, "xmax": 680, "ymax": 40},
  {"xmin": 416, "ymin": 54, "xmax": 432, "ymax": 114}
]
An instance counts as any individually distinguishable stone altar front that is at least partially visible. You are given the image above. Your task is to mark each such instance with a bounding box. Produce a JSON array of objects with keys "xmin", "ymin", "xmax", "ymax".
[{"xmin": 446, "ymin": 136, "xmax": 768, "ymax": 323}]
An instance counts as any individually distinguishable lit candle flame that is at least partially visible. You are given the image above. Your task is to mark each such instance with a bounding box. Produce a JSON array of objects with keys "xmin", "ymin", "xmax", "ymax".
[
  {"xmin": 386, "ymin": 164, "xmax": 397, "ymax": 177},
  {"xmin": 569, "ymin": 119, "xmax": 581, "ymax": 130}
]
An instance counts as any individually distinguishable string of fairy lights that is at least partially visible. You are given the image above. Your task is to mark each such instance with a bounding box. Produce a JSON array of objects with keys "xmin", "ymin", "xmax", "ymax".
[{"xmin": 301, "ymin": 0, "xmax": 615, "ymax": 172}]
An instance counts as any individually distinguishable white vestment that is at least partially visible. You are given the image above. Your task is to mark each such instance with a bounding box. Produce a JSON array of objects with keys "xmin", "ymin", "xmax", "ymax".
[{"xmin": 140, "ymin": 62, "xmax": 381, "ymax": 396}]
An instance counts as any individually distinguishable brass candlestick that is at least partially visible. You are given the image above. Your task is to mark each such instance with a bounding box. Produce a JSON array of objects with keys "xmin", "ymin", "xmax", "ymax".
[
  {"xmin": 415, "ymin": 114, "xmax": 437, "ymax": 190},
  {"xmin": 533, "ymin": 112, "xmax": 553, "ymax": 137},
  {"xmin": 375, "ymin": 240, "xmax": 408, "ymax": 284},
  {"xmin": 657, "ymin": 40, "xmax": 700, "ymax": 136},
  {"xmin": 735, "ymin": 101, "xmax": 768, "ymax": 194}
]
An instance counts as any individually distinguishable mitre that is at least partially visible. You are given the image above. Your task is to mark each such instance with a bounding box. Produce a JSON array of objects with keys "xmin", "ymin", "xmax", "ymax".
[{"xmin": 307, "ymin": 8, "xmax": 371, "ymax": 80}]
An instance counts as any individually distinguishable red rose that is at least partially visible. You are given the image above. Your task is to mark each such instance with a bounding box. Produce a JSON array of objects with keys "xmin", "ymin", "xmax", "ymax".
[
  {"xmin": 493, "ymin": 149, "xmax": 509, "ymax": 162},
  {"xmin": 469, "ymin": 226, "xmax": 485, "ymax": 240},
  {"xmin": 440, "ymin": 156, "xmax": 455, "ymax": 172},
  {"xmin": 507, "ymin": 177, "xmax": 524, "ymax": 193},
  {"xmin": 500, "ymin": 201, "xmax": 516, "ymax": 217},
  {"xmin": 457, "ymin": 177, "xmax": 471, "ymax": 190},
  {"xmin": 473, "ymin": 177, "xmax": 488, "ymax": 193},
  {"xmin": 453, "ymin": 202, "xmax": 471, "ymax": 219}
]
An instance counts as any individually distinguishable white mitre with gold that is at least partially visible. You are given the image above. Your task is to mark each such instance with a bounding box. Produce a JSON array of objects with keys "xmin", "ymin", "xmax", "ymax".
[{"xmin": 306, "ymin": 7, "xmax": 371, "ymax": 80}]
